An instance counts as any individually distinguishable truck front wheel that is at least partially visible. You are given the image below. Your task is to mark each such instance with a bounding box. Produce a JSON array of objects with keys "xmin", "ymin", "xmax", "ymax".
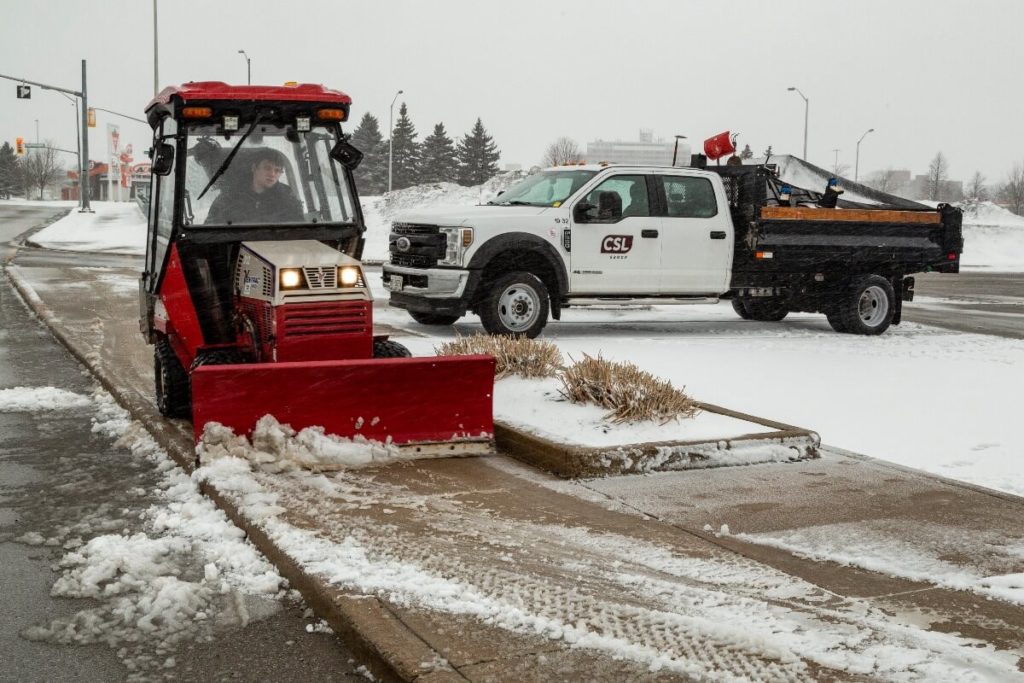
[
  {"xmin": 408, "ymin": 311, "xmax": 460, "ymax": 326},
  {"xmin": 832, "ymin": 275, "xmax": 895, "ymax": 335},
  {"xmin": 155, "ymin": 337, "xmax": 191, "ymax": 418},
  {"xmin": 479, "ymin": 271, "xmax": 549, "ymax": 338}
]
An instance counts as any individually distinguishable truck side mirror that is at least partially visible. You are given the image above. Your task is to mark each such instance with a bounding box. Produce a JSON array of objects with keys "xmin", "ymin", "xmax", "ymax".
[
  {"xmin": 151, "ymin": 143, "xmax": 175, "ymax": 176},
  {"xmin": 330, "ymin": 139, "xmax": 364, "ymax": 171},
  {"xmin": 574, "ymin": 202, "xmax": 595, "ymax": 222}
]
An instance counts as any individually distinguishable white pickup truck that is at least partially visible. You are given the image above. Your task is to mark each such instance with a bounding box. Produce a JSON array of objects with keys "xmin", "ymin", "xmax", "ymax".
[{"xmin": 382, "ymin": 162, "xmax": 962, "ymax": 337}]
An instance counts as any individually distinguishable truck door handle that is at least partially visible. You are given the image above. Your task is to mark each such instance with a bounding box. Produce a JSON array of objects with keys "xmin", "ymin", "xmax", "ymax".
[
  {"xmin": 641, "ymin": 229, "xmax": 659, "ymax": 238},
  {"xmin": 710, "ymin": 231, "xmax": 726, "ymax": 240}
]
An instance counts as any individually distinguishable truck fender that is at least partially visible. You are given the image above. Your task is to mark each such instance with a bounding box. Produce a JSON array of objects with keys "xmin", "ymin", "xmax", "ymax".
[{"xmin": 466, "ymin": 232, "xmax": 569, "ymax": 307}]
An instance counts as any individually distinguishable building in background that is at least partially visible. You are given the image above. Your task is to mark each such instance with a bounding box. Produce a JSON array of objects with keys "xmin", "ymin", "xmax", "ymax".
[{"xmin": 586, "ymin": 129, "xmax": 689, "ymax": 166}]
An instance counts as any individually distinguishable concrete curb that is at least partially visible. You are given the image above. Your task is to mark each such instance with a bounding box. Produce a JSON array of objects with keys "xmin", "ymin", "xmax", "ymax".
[
  {"xmin": 494, "ymin": 403, "xmax": 820, "ymax": 479},
  {"xmin": 3, "ymin": 264, "xmax": 454, "ymax": 683}
]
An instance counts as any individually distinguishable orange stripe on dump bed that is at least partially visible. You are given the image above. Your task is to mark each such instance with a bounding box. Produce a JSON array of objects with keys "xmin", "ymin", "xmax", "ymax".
[{"xmin": 760, "ymin": 206, "xmax": 941, "ymax": 224}]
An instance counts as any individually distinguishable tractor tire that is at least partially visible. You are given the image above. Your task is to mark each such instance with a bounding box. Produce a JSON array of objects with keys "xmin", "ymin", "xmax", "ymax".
[
  {"xmin": 479, "ymin": 271, "xmax": 549, "ymax": 339},
  {"xmin": 834, "ymin": 275, "xmax": 895, "ymax": 335},
  {"xmin": 731, "ymin": 298, "xmax": 753, "ymax": 320},
  {"xmin": 409, "ymin": 311, "xmax": 460, "ymax": 326},
  {"xmin": 744, "ymin": 299, "xmax": 789, "ymax": 322},
  {"xmin": 373, "ymin": 339, "xmax": 412, "ymax": 358},
  {"xmin": 154, "ymin": 337, "xmax": 191, "ymax": 418}
]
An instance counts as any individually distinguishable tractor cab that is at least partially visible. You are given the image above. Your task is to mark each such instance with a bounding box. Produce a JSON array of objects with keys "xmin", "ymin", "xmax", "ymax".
[{"xmin": 139, "ymin": 83, "xmax": 494, "ymax": 453}]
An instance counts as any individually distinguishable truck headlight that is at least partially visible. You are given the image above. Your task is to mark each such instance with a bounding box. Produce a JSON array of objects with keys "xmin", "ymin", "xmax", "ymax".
[
  {"xmin": 438, "ymin": 227, "xmax": 473, "ymax": 266},
  {"xmin": 339, "ymin": 266, "xmax": 360, "ymax": 286},
  {"xmin": 280, "ymin": 268, "xmax": 303, "ymax": 289}
]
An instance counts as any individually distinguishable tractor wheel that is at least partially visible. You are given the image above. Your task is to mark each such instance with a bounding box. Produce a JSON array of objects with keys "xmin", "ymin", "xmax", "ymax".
[
  {"xmin": 731, "ymin": 298, "xmax": 753, "ymax": 320},
  {"xmin": 373, "ymin": 339, "xmax": 412, "ymax": 358},
  {"xmin": 409, "ymin": 311, "xmax": 460, "ymax": 326},
  {"xmin": 154, "ymin": 337, "xmax": 191, "ymax": 418},
  {"xmin": 834, "ymin": 275, "xmax": 895, "ymax": 335},
  {"xmin": 479, "ymin": 271, "xmax": 549, "ymax": 339},
  {"xmin": 744, "ymin": 299, "xmax": 789, "ymax": 322}
]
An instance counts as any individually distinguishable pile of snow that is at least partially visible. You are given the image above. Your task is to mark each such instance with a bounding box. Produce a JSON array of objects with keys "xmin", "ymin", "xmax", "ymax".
[
  {"xmin": 958, "ymin": 200, "xmax": 1024, "ymax": 228},
  {"xmin": 31, "ymin": 201, "xmax": 147, "ymax": 255},
  {"xmin": 21, "ymin": 391, "xmax": 287, "ymax": 676},
  {"xmin": 0, "ymin": 386, "xmax": 93, "ymax": 412},
  {"xmin": 361, "ymin": 171, "xmax": 527, "ymax": 261},
  {"xmin": 198, "ymin": 415, "xmax": 438, "ymax": 472},
  {"xmin": 953, "ymin": 200, "xmax": 1024, "ymax": 270}
]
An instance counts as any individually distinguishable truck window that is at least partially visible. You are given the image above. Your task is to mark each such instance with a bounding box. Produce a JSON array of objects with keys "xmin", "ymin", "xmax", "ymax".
[
  {"xmin": 583, "ymin": 175, "xmax": 650, "ymax": 220},
  {"xmin": 661, "ymin": 176, "xmax": 717, "ymax": 218},
  {"xmin": 150, "ymin": 117, "xmax": 176, "ymax": 276}
]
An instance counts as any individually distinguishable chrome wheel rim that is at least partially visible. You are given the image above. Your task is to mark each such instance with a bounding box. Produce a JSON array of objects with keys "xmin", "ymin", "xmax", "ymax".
[
  {"xmin": 858, "ymin": 285, "xmax": 889, "ymax": 327},
  {"xmin": 497, "ymin": 283, "xmax": 539, "ymax": 332}
]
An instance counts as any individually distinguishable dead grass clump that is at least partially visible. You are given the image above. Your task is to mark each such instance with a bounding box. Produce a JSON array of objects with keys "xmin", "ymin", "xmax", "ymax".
[
  {"xmin": 559, "ymin": 353, "xmax": 700, "ymax": 424},
  {"xmin": 435, "ymin": 334, "xmax": 563, "ymax": 379}
]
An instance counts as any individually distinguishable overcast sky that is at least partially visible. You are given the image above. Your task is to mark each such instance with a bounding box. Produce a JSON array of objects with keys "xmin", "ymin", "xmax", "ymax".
[{"xmin": 2, "ymin": 0, "xmax": 1022, "ymax": 183}]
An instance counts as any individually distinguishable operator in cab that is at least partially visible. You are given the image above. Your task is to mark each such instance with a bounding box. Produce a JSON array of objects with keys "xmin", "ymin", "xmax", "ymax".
[{"xmin": 206, "ymin": 148, "xmax": 303, "ymax": 224}]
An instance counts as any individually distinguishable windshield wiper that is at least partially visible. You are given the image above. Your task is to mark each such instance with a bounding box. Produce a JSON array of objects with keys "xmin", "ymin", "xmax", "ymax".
[
  {"xmin": 196, "ymin": 114, "xmax": 264, "ymax": 201},
  {"xmin": 489, "ymin": 200, "xmax": 533, "ymax": 206}
]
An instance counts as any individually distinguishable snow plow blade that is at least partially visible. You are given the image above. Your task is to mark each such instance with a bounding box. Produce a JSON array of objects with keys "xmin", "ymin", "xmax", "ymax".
[{"xmin": 190, "ymin": 354, "xmax": 495, "ymax": 455}]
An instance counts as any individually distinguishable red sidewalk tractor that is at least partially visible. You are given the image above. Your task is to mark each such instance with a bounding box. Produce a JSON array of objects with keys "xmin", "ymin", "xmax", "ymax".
[{"xmin": 139, "ymin": 82, "xmax": 493, "ymax": 452}]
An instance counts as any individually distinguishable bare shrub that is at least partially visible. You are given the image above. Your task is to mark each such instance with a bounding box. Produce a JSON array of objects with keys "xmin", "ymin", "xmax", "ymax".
[
  {"xmin": 558, "ymin": 354, "xmax": 699, "ymax": 424},
  {"xmin": 435, "ymin": 334, "xmax": 562, "ymax": 379}
]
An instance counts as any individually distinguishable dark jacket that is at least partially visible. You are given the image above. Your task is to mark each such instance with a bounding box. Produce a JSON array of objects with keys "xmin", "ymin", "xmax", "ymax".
[{"xmin": 206, "ymin": 182, "xmax": 304, "ymax": 225}]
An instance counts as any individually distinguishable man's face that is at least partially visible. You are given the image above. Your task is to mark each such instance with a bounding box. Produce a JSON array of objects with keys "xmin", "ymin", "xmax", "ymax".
[{"xmin": 252, "ymin": 158, "xmax": 285, "ymax": 192}]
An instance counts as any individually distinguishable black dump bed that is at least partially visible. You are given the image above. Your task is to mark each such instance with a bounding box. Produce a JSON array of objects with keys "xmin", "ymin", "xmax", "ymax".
[{"xmin": 706, "ymin": 159, "xmax": 963, "ymax": 286}]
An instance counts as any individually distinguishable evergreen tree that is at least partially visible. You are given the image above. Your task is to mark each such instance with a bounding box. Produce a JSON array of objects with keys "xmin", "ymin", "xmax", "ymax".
[
  {"xmin": 456, "ymin": 118, "xmax": 500, "ymax": 186},
  {"xmin": 389, "ymin": 103, "xmax": 421, "ymax": 191},
  {"xmin": 739, "ymin": 144, "xmax": 754, "ymax": 160},
  {"xmin": 419, "ymin": 123, "xmax": 458, "ymax": 183},
  {"xmin": 0, "ymin": 142, "xmax": 19, "ymax": 199},
  {"xmin": 349, "ymin": 113, "xmax": 387, "ymax": 195}
]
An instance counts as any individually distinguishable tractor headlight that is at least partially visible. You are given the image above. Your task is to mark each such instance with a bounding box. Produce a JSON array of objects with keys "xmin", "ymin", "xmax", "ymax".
[
  {"xmin": 339, "ymin": 266, "xmax": 360, "ymax": 286},
  {"xmin": 438, "ymin": 227, "xmax": 473, "ymax": 266},
  {"xmin": 280, "ymin": 268, "xmax": 303, "ymax": 289}
]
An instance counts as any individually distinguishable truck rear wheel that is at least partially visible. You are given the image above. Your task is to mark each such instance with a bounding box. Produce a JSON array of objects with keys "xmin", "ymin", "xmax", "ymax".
[
  {"xmin": 731, "ymin": 298, "xmax": 753, "ymax": 320},
  {"xmin": 408, "ymin": 311, "xmax": 460, "ymax": 326},
  {"xmin": 834, "ymin": 275, "xmax": 895, "ymax": 335},
  {"xmin": 373, "ymin": 339, "xmax": 412, "ymax": 358},
  {"xmin": 479, "ymin": 271, "xmax": 549, "ymax": 338},
  {"xmin": 154, "ymin": 337, "xmax": 191, "ymax": 418},
  {"xmin": 744, "ymin": 299, "xmax": 789, "ymax": 322}
]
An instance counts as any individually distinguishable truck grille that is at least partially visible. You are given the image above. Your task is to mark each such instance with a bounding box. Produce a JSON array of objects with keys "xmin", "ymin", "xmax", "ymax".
[
  {"xmin": 390, "ymin": 222, "xmax": 444, "ymax": 268},
  {"xmin": 392, "ymin": 223, "xmax": 439, "ymax": 235},
  {"xmin": 281, "ymin": 301, "xmax": 369, "ymax": 337},
  {"xmin": 389, "ymin": 253, "xmax": 436, "ymax": 268},
  {"xmin": 303, "ymin": 266, "xmax": 337, "ymax": 289}
]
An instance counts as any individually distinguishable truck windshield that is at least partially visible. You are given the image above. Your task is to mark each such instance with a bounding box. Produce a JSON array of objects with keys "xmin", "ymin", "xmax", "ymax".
[
  {"xmin": 488, "ymin": 170, "xmax": 597, "ymax": 207},
  {"xmin": 183, "ymin": 122, "xmax": 356, "ymax": 226}
]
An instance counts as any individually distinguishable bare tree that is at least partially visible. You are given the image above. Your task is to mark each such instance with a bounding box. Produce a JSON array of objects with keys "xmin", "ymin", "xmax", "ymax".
[
  {"xmin": 926, "ymin": 151, "xmax": 949, "ymax": 201},
  {"xmin": 998, "ymin": 163, "xmax": 1024, "ymax": 216},
  {"xmin": 542, "ymin": 137, "xmax": 582, "ymax": 167},
  {"xmin": 20, "ymin": 142, "xmax": 65, "ymax": 200},
  {"xmin": 965, "ymin": 171, "xmax": 989, "ymax": 202},
  {"xmin": 866, "ymin": 168, "xmax": 904, "ymax": 195},
  {"xmin": 832, "ymin": 161, "xmax": 851, "ymax": 179}
]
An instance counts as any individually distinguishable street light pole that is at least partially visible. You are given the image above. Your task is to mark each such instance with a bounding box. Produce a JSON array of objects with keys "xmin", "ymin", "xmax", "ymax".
[
  {"xmin": 787, "ymin": 86, "xmax": 809, "ymax": 161},
  {"xmin": 855, "ymin": 128, "xmax": 875, "ymax": 182},
  {"xmin": 57, "ymin": 91, "xmax": 83, "ymax": 210},
  {"xmin": 238, "ymin": 50, "xmax": 251, "ymax": 85},
  {"xmin": 153, "ymin": 0, "xmax": 159, "ymax": 95},
  {"xmin": 388, "ymin": 89, "xmax": 403, "ymax": 193},
  {"xmin": 832, "ymin": 148, "xmax": 841, "ymax": 176}
]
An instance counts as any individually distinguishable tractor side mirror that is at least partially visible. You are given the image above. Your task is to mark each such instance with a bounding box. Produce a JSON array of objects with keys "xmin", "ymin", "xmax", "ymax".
[
  {"xmin": 151, "ymin": 143, "xmax": 175, "ymax": 176},
  {"xmin": 573, "ymin": 202, "xmax": 595, "ymax": 222},
  {"xmin": 330, "ymin": 139, "xmax": 364, "ymax": 171}
]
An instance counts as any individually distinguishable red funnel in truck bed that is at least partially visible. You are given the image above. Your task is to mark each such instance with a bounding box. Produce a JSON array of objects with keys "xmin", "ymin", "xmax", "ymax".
[{"xmin": 190, "ymin": 354, "xmax": 495, "ymax": 455}]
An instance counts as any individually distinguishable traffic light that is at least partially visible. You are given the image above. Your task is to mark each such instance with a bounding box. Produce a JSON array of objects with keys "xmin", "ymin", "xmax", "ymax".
[
  {"xmin": 87, "ymin": 108, "xmax": 96, "ymax": 128},
  {"xmin": 15, "ymin": 137, "xmax": 24, "ymax": 155}
]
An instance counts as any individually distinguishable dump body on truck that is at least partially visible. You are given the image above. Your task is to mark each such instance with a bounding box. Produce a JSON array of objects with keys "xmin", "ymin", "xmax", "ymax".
[{"xmin": 382, "ymin": 159, "xmax": 963, "ymax": 337}]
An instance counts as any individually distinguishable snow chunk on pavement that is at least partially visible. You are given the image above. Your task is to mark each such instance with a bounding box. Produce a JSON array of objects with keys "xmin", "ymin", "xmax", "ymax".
[
  {"xmin": 0, "ymin": 386, "xmax": 92, "ymax": 412},
  {"xmin": 198, "ymin": 416, "xmax": 410, "ymax": 472}
]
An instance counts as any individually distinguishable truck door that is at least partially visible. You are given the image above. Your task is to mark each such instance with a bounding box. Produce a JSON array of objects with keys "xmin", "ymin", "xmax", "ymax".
[
  {"xmin": 569, "ymin": 174, "xmax": 660, "ymax": 294},
  {"xmin": 657, "ymin": 173, "xmax": 733, "ymax": 294}
]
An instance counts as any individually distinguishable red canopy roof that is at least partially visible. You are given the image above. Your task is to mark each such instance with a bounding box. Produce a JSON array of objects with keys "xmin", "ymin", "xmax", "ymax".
[{"xmin": 145, "ymin": 82, "xmax": 351, "ymax": 112}]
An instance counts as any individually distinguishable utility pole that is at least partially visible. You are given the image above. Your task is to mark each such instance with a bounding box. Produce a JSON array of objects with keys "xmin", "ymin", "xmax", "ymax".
[
  {"xmin": 832, "ymin": 148, "xmax": 840, "ymax": 176},
  {"xmin": 153, "ymin": 0, "xmax": 159, "ymax": 96},
  {"xmin": 81, "ymin": 60, "xmax": 91, "ymax": 211}
]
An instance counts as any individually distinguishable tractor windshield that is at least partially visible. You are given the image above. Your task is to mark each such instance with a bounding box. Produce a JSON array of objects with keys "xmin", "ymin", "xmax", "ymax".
[{"xmin": 183, "ymin": 122, "xmax": 357, "ymax": 226}]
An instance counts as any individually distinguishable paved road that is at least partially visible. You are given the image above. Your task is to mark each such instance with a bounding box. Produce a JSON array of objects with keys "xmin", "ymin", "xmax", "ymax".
[
  {"xmin": 904, "ymin": 270, "xmax": 1024, "ymax": 339},
  {"xmin": 0, "ymin": 204, "xmax": 371, "ymax": 682}
]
